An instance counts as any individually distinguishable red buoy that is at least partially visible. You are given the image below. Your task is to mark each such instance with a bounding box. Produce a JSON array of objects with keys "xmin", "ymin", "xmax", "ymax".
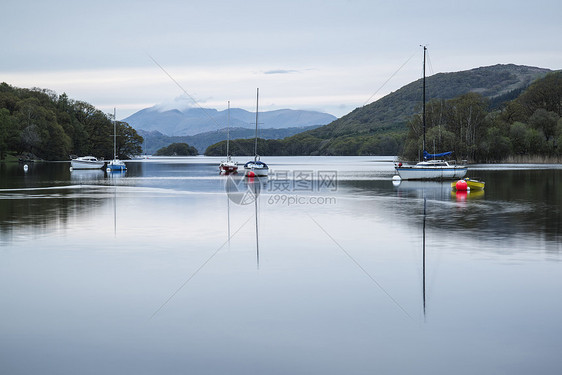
[
  {"xmin": 247, "ymin": 171, "xmax": 255, "ymax": 177},
  {"xmin": 455, "ymin": 179, "xmax": 468, "ymax": 191}
]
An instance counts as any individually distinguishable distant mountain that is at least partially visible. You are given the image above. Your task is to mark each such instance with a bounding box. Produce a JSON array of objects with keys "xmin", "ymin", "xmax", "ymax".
[
  {"xmin": 123, "ymin": 106, "xmax": 336, "ymax": 136},
  {"xmin": 139, "ymin": 125, "xmax": 322, "ymax": 154}
]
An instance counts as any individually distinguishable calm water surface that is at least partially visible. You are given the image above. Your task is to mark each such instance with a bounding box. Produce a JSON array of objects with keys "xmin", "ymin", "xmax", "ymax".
[{"xmin": 1, "ymin": 156, "xmax": 561, "ymax": 374}]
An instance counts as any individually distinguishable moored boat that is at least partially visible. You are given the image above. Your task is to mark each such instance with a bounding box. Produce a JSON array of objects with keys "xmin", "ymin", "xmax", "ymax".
[
  {"xmin": 70, "ymin": 156, "xmax": 105, "ymax": 170},
  {"xmin": 107, "ymin": 159, "xmax": 127, "ymax": 172},
  {"xmin": 106, "ymin": 108, "xmax": 127, "ymax": 172},
  {"xmin": 396, "ymin": 160, "xmax": 467, "ymax": 180},
  {"xmin": 451, "ymin": 177, "xmax": 485, "ymax": 191},
  {"xmin": 244, "ymin": 88, "xmax": 269, "ymax": 177},
  {"xmin": 244, "ymin": 159, "xmax": 269, "ymax": 177},
  {"xmin": 219, "ymin": 101, "xmax": 238, "ymax": 174}
]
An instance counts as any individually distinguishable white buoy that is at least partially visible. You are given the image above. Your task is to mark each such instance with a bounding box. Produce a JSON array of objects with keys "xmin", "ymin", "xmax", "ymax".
[
  {"xmin": 392, "ymin": 175, "xmax": 401, "ymax": 181},
  {"xmin": 23, "ymin": 164, "xmax": 29, "ymax": 172}
]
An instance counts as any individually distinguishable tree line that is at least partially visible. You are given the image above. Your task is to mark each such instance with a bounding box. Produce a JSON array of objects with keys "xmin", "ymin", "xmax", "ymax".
[
  {"xmin": 402, "ymin": 71, "xmax": 562, "ymax": 162},
  {"xmin": 204, "ymin": 132, "xmax": 404, "ymax": 156},
  {"xmin": 0, "ymin": 83, "xmax": 143, "ymax": 161}
]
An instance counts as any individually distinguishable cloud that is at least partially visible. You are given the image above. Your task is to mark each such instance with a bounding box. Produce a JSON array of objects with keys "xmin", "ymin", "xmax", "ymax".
[
  {"xmin": 153, "ymin": 95, "xmax": 194, "ymax": 112},
  {"xmin": 264, "ymin": 69, "xmax": 299, "ymax": 75}
]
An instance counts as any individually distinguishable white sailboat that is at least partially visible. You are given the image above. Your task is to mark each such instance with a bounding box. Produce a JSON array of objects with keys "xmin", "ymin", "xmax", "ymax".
[
  {"xmin": 395, "ymin": 46, "xmax": 467, "ymax": 180},
  {"xmin": 219, "ymin": 101, "xmax": 238, "ymax": 174},
  {"xmin": 70, "ymin": 156, "xmax": 105, "ymax": 170},
  {"xmin": 244, "ymin": 88, "xmax": 269, "ymax": 177},
  {"xmin": 106, "ymin": 108, "xmax": 127, "ymax": 172}
]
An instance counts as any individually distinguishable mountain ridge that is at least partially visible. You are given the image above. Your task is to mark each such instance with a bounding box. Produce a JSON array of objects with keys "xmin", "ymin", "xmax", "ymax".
[
  {"xmin": 123, "ymin": 106, "xmax": 336, "ymax": 136},
  {"xmin": 306, "ymin": 64, "xmax": 551, "ymax": 140},
  {"xmin": 139, "ymin": 125, "xmax": 322, "ymax": 154}
]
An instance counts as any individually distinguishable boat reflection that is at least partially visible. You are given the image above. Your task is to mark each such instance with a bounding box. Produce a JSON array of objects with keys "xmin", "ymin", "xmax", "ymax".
[
  {"xmin": 422, "ymin": 197, "xmax": 427, "ymax": 319},
  {"xmin": 393, "ymin": 179, "xmax": 484, "ymax": 202},
  {"xmin": 70, "ymin": 169, "xmax": 105, "ymax": 182},
  {"xmin": 393, "ymin": 180, "xmax": 452, "ymax": 201},
  {"xmin": 107, "ymin": 170, "xmax": 126, "ymax": 179},
  {"xmin": 224, "ymin": 174, "xmax": 268, "ymax": 268},
  {"xmin": 452, "ymin": 188, "xmax": 485, "ymax": 201},
  {"xmin": 246, "ymin": 177, "xmax": 264, "ymax": 269}
]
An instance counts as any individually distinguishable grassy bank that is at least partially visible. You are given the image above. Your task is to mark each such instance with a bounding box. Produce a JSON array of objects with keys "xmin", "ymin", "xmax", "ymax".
[{"xmin": 500, "ymin": 155, "xmax": 562, "ymax": 164}]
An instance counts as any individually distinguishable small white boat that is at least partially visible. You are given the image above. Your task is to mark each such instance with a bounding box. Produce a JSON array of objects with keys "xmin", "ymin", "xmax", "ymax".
[
  {"xmin": 244, "ymin": 88, "xmax": 269, "ymax": 177},
  {"xmin": 395, "ymin": 160, "xmax": 467, "ymax": 180},
  {"xmin": 106, "ymin": 108, "xmax": 127, "ymax": 172},
  {"xmin": 70, "ymin": 156, "xmax": 105, "ymax": 170},
  {"xmin": 244, "ymin": 159, "xmax": 269, "ymax": 177},
  {"xmin": 220, "ymin": 156, "xmax": 238, "ymax": 174},
  {"xmin": 107, "ymin": 159, "xmax": 127, "ymax": 172}
]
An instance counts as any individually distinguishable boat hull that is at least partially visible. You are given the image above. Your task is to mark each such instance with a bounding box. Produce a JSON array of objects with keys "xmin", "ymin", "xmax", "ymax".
[
  {"xmin": 220, "ymin": 161, "xmax": 238, "ymax": 174},
  {"xmin": 244, "ymin": 160, "xmax": 269, "ymax": 177},
  {"xmin": 244, "ymin": 167, "xmax": 269, "ymax": 177},
  {"xmin": 71, "ymin": 157, "xmax": 105, "ymax": 170},
  {"xmin": 107, "ymin": 160, "xmax": 127, "ymax": 172},
  {"xmin": 395, "ymin": 166, "xmax": 467, "ymax": 180}
]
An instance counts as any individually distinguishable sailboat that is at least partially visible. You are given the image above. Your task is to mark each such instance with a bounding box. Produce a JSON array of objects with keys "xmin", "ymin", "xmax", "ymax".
[
  {"xmin": 106, "ymin": 108, "xmax": 127, "ymax": 172},
  {"xmin": 395, "ymin": 46, "xmax": 467, "ymax": 180},
  {"xmin": 244, "ymin": 88, "xmax": 269, "ymax": 177},
  {"xmin": 219, "ymin": 101, "xmax": 238, "ymax": 174}
]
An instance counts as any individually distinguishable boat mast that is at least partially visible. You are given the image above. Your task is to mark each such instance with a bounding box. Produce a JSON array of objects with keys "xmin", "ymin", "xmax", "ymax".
[
  {"xmin": 422, "ymin": 45, "xmax": 427, "ymax": 155},
  {"xmin": 254, "ymin": 88, "xmax": 259, "ymax": 161},
  {"xmin": 113, "ymin": 108, "xmax": 117, "ymax": 160},
  {"xmin": 226, "ymin": 101, "xmax": 230, "ymax": 158}
]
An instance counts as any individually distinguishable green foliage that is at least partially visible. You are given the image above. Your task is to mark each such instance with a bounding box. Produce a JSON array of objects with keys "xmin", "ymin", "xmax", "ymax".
[
  {"xmin": 0, "ymin": 83, "xmax": 144, "ymax": 161},
  {"xmin": 402, "ymin": 71, "xmax": 562, "ymax": 162},
  {"xmin": 154, "ymin": 142, "xmax": 198, "ymax": 156}
]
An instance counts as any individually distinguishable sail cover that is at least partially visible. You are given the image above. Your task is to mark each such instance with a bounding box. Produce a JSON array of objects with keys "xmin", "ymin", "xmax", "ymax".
[{"xmin": 423, "ymin": 150, "xmax": 453, "ymax": 159}]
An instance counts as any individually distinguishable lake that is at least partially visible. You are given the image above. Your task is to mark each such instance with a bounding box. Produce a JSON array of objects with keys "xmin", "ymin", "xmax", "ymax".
[{"xmin": 1, "ymin": 156, "xmax": 561, "ymax": 374}]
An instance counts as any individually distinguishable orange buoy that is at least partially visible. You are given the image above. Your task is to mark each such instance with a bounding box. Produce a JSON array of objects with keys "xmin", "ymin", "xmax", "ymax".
[{"xmin": 455, "ymin": 179, "xmax": 468, "ymax": 191}]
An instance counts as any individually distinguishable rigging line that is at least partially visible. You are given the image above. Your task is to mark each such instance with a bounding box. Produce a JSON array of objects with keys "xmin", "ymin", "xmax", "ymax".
[
  {"xmin": 425, "ymin": 49, "xmax": 434, "ymax": 100},
  {"xmin": 362, "ymin": 51, "xmax": 418, "ymax": 107},
  {"xmin": 146, "ymin": 53, "xmax": 222, "ymax": 128},
  {"xmin": 306, "ymin": 213, "xmax": 414, "ymax": 321},
  {"xmin": 150, "ymin": 214, "xmax": 254, "ymax": 319}
]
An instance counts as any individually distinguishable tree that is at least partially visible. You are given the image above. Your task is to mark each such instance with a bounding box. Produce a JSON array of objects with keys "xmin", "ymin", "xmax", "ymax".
[
  {"xmin": 517, "ymin": 71, "xmax": 562, "ymax": 117},
  {"xmin": 479, "ymin": 127, "xmax": 511, "ymax": 162},
  {"xmin": 117, "ymin": 121, "xmax": 144, "ymax": 158},
  {"xmin": 0, "ymin": 108, "xmax": 18, "ymax": 159},
  {"xmin": 509, "ymin": 122, "xmax": 530, "ymax": 155},
  {"xmin": 528, "ymin": 108, "xmax": 559, "ymax": 142},
  {"xmin": 444, "ymin": 93, "xmax": 489, "ymax": 160}
]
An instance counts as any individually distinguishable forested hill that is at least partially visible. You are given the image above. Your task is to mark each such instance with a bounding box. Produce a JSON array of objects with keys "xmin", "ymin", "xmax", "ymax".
[
  {"xmin": 0, "ymin": 83, "xmax": 143, "ymax": 161},
  {"xmin": 307, "ymin": 64, "xmax": 550, "ymax": 140}
]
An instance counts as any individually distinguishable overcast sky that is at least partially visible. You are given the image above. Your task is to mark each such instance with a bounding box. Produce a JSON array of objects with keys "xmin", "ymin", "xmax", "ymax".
[{"xmin": 2, "ymin": 0, "xmax": 561, "ymax": 120}]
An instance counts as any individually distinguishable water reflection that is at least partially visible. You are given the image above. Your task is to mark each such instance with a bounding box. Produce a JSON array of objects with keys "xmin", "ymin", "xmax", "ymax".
[
  {"xmin": 1, "ymin": 158, "xmax": 562, "ymax": 374},
  {"xmin": 70, "ymin": 169, "xmax": 105, "ymax": 182}
]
